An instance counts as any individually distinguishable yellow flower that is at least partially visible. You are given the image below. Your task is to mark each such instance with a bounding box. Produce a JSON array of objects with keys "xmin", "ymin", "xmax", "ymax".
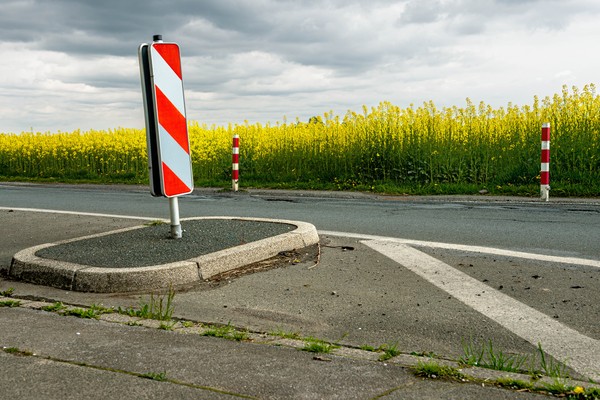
[{"xmin": 573, "ymin": 386, "xmax": 584, "ymax": 394}]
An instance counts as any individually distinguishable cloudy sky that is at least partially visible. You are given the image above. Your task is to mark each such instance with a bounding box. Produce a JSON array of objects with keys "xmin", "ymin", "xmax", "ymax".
[{"xmin": 1, "ymin": 0, "xmax": 599, "ymax": 133}]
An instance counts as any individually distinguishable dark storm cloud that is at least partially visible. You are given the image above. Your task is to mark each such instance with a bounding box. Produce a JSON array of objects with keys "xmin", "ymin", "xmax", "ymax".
[{"xmin": 3, "ymin": 0, "xmax": 405, "ymax": 69}]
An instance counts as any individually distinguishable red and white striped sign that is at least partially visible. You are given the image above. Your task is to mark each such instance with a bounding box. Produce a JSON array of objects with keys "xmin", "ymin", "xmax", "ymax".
[
  {"xmin": 540, "ymin": 122, "xmax": 550, "ymax": 201},
  {"xmin": 150, "ymin": 42, "xmax": 193, "ymax": 197},
  {"xmin": 232, "ymin": 134, "xmax": 239, "ymax": 191}
]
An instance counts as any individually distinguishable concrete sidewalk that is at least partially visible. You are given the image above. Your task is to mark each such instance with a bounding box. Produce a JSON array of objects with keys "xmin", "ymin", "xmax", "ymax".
[
  {"xmin": 0, "ymin": 305, "xmax": 555, "ymax": 400},
  {"xmin": 0, "ymin": 209, "xmax": 596, "ymax": 399}
]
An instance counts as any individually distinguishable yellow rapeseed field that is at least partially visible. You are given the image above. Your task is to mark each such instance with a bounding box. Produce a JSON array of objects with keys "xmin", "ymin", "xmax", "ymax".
[{"xmin": 1, "ymin": 84, "xmax": 598, "ymax": 194}]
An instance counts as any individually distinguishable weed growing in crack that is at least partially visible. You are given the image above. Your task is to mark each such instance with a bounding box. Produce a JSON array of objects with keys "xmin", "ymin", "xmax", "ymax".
[
  {"xmin": 413, "ymin": 360, "xmax": 464, "ymax": 380},
  {"xmin": 301, "ymin": 337, "xmax": 339, "ymax": 354},
  {"xmin": 42, "ymin": 302, "xmax": 66, "ymax": 312},
  {"xmin": 378, "ymin": 341, "xmax": 401, "ymax": 361},
  {"xmin": 141, "ymin": 371, "xmax": 167, "ymax": 381},
  {"xmin": 159, "ymin": 321, "xmax": 177, "ymax": 331},
  {"xmin": 269, "ymin": 328, "xmax": 301, "ymax": 340},
  {"xmin": 460, "ymin": 338, "xmax": 529, "ymax": 373},
  {"xmin": 63, "ymin": 304, "xmax": 113, "ymax": 319},
  {"xmin": 536, "ymin": 342, "xmax": 569, "ymax": 380},
  {"xmin": 202, "ymin": 323, "xmax": 249, "ymax": 341},
  {"xmin": 180, "ymin": 321, "xmax": 195, "ymax": 328},
  {"xmin": 2, "ymin": 347, "xmax": 33, "ymax": 356},
  {"xmin": 117, "ymin": 286, "xmax": 175, "ymax": 321},
  {"xmin": 141, "ymin": 286, "xmax": 175, "ymax": 321},
  {"xmin": 495, "ymin": 377, "xmax": 534, "ymax": 391},
  {"xmin": 0, "ymin": 299, "xmax": 21, "ymax": 307}
]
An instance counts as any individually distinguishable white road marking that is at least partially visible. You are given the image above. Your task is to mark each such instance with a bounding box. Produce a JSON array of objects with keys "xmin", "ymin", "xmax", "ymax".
[
  {"xmin": 319, "ymin": 230, "xmax": 600, "ymax": 269},
  {"xmin": 0, "ymin": 206, "xmax": 160, "ymax": 222},
  {"xmin": 363, "ymin": 239, "xmax": 600, "ymax": 382}
]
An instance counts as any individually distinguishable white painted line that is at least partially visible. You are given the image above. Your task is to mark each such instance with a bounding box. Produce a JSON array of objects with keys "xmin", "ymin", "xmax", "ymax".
[
  {"xmin": 319, "ymin": 230, "xmax": 600, "ymax": 269},
  {"xmin": 0, "ymin": 207, "xmax": 161, "ymax": 222},
  {"xmin": 363, "ymin": 240, "xmax": 600, "ymax": 382}
]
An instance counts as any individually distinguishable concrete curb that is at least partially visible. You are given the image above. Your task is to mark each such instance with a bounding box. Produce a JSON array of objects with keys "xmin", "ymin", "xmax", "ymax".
[{"xmin": 9, "ymin": 217, "xmax": 319, "ymax": 293}]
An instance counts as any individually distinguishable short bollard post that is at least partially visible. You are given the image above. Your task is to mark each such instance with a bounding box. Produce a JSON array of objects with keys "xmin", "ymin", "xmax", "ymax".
[
  {"xmin": 232, "ymin": 134, "xmax": 239, "ymax": 192},
  {"xmin": 540, "ymin": 123, "xmax": 550, "ymax": 202}
]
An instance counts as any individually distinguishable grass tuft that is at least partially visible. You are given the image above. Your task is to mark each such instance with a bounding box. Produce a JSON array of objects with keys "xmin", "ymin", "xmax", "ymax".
[
  {"xmin": 140, "ymin": 371, "xmax": 167, "ymax": 381},
  {"xmin": 378, "ymin": 341, "xmax": 401, "ymax": 361},
  {"xmin": 42, "ymin": 302, "xmax": 66, "ymax": 312},
  {"xmin": 63, "ymin": 304, "xmax": 113, "ymax": 319},
  {"xmin": 460, "ymin": 338, "xmax": 529, "ymax": 373},
  {"xmin": 536, "ymin": 342, "xmax": 569, "ymax": 379},
  {"xmin": 301, "ymin": 337, "xmax": 339, "ymax": 354},
  {"xmin": 3, "ymin": 347, "xmax": 33, "ymax": 356},
  {"xmin": 0, "ymin": 299, "xmax": 21, "ymax": 307},
  {"xmin": 495, "ymin": 377, "xmax": 533, "ymax": 391},
  {"xmin": 269, "ymin": 328, "xmax": 301, "ymax": 340},
  {"xmin": 413, "ymin": 360, "xmax": 464, "ymax": 380},
  {"xmin": 118, "ymin": 285, "xmax": 176, "ymax": 321},
  {"xmin": 202, "ymin": 323, "xmax": 249, "ymax": 341}
]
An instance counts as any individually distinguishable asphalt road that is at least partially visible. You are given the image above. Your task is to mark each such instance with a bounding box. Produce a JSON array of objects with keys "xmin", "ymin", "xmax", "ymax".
[
  {"xmin": 1, "ymin": 182, "xmax": 599, "ymax": 259},
  {"xmin": 1, "ymin": 182, "xmax": 599, "ymax": 392}
]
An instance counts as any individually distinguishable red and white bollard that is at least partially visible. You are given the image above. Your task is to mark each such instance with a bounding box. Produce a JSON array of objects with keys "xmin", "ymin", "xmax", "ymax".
[
  {"xmin": 540, "ymin": 122, "xmax": 550, "ymax": 201},
  {"xmin": 232, "ymin": 134, "xmax": 239, "ymax": 192}
]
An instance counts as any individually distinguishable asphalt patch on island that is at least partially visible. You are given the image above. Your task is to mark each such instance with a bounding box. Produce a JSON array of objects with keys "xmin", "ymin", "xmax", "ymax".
[{"xmin": 35, "ymin": 219, "xmax": 294, "ymax": 268}]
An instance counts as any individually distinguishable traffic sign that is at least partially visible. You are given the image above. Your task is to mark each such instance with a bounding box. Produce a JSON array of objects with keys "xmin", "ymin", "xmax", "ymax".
[{"xmin": 139, "ymin": 36, "xmax": 193, "ymax": 198}]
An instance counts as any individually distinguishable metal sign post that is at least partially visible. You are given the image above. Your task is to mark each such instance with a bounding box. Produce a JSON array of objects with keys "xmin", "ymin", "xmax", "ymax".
[{"xmin": 139, "ymin": 34, "xmax": 193, "ymax": 238}]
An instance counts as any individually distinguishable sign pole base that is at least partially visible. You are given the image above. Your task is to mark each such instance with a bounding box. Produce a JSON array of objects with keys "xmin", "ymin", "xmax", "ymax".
[
  {"xmin": 541, "ymin": 185, "xmax": 550, "ymax": 202},
  {"xmin": 169, "ymin": 197, "xmax": 182, "ymax": 239}
]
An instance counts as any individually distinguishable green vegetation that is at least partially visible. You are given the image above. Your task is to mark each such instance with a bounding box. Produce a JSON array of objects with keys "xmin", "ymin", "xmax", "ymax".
[
  {"xmin": 495, "ymin": 377, "xmax": 534, "ymax": 391},
  {"xmin": 118, "ymin": 286, "xmax": 175, "ymax": 321},
  {"xmin": 413, "ymin": 359, "xmax": 464, "ymax": 380},
  {"xmin": 378, "ymin": 342, "xmax": 401, "ymax": 361},
  {"xmin": 269, "ymin": 328, "xmax": 301, "ymax": 340},
  {"xmin": 301, "ymin": 337, "xmax": 339, "ymax": 354},
  {"xmin": 0, "ymin": 299, "xmax": 21, "ymax": 307},
  {"xmin": 1, "ymin": 85, "xmax": 599, "ymax": 196},
  {"xmin": 158, "ymin": 321, "xmax": 177, "ymax": 331},
  {"xmin": 140, "ymin": 371, "xmax": 168, "ymax": 381},
  {"xmin": 537, "ymin": 342, "xmax": 569, "ymax": 379},
  {"xmin": 202, "ymin": 323, "xmax": 249, "ymax": 341},
  {"xmin": 63, "ymin": 304, "xmax": 113, "ymax": 319},
  {"xmin": 181, "ymin": 321, "xmax": 195, "ymax": 328},
  {"xmin": 2, "ymin": 347, "xmax": 33, "ymax": 356},
  {"xmin": 41, "ymin": 302, "xmax": 67, "ymax": 312},
  {"xmin": 460, "ymin": 338, "xmax": 529, "ymax": 373},
  {"xmin": 0, "ymin": 287, "xmax": 15, "ymax": 297},
  {"xmin": 459, "ymin": 339, "xmax": 571, "ymax": 379}
]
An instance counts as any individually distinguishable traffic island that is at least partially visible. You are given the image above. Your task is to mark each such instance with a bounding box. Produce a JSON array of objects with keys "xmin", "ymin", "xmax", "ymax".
[{"xmin": 9, "ymin": 217, "xmax": 319, "ymax": 293}]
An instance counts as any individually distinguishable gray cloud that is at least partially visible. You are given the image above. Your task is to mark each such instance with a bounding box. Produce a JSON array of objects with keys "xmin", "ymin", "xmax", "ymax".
[{"xmin": 1, "ymin": 0, "xmax": 599, "ymax": 133}]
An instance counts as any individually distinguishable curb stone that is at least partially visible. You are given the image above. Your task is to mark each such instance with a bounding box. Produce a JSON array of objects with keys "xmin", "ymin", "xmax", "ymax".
[{"xmin": 9, "ymin": 217, "xmax": 319, "ymax": 293}]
